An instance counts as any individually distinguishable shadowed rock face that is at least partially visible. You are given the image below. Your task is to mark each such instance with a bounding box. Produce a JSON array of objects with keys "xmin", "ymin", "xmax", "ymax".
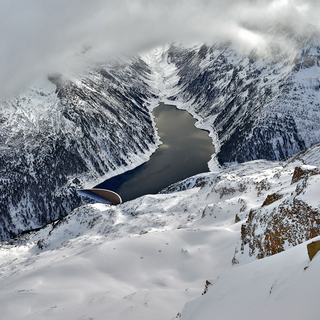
[
  {"xmin": 307, "ymin": 240, "xmax": 320, "ymax": 261},
  {"xmin": 261, "ymin": 193, "xmax": 283, "ymax": 207},
  {"xmin": 291, "ymin": 166, "xmax": 320, "ymax": 184}
]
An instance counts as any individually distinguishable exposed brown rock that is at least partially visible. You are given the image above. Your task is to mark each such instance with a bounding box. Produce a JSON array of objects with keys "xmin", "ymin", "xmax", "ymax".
[
  {"xmin": 261, "ymin": 193, "xmax": 283, "ymax": 207},
  {"xmin": 202, "ymin": 280, "xmax": 212, "ymax": 295},
  {"xmin": 255, "ymin": 178, "xmax": 271, "ymax": 196},
  {"xmin": 239, "ymin": 199, "xmax": 320, "ymax": 258},
  {"xmin": 291, "ymin": 166, "xmax": 319, "ymax": 184},
  {"xmin": 307, "ymin": 240, "xmax": 320, "ymax": 261}
]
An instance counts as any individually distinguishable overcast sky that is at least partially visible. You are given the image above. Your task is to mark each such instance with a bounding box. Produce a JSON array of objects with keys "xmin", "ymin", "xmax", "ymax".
[{"xmin": 0, "ymin": 0, "xmax": 319, "ymax": 99}]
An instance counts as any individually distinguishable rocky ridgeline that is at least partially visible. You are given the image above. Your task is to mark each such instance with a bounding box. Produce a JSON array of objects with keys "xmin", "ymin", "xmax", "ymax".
[{"xmin": 234, "ymin": 164, "xmax": 320, "ymax": 263}]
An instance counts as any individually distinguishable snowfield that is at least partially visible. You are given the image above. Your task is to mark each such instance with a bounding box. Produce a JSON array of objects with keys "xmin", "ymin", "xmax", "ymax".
[
  {"xmin": 1, "ymin": 144, "xmax": 320, "ymax": 319},
  {"xmin": 181, "ymin": 235, "xmax": 320, "ymax": 320}
]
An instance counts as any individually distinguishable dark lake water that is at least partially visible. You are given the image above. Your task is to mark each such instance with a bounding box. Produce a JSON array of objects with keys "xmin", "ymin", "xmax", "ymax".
[{"xmin": 94, "ymin": 103, "xmax": 214, "ymax": 202}]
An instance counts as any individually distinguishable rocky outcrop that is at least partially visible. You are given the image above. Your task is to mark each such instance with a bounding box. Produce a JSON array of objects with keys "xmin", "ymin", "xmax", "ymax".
[
  {"xmin": 291, "ymin": 165, "xmax": 319, "ymax": 184},
  {"xmin": 234, "ymin": 165, "xmax": 320, "ymax": 262}
]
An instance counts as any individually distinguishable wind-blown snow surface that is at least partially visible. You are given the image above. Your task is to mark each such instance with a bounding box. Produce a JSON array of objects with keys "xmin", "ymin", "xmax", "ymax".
[
  {"xmin": 1, "ymin": 145, "xmax": 320, "ymax": 319},
  {"xmin": 181, "ymin": 236, "xmax": 320, "ymax": 320}
]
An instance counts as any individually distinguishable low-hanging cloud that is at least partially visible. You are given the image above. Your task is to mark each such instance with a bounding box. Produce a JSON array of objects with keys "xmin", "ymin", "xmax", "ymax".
[{"xmin": 0, "ymin": 0, "xmax": 319, "ymax": 99}]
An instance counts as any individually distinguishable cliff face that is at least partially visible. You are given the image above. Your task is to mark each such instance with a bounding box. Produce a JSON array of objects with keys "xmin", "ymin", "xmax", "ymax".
[{"xmin": 234, "ymin": 162, "xmax": 320, "ymax": 263}]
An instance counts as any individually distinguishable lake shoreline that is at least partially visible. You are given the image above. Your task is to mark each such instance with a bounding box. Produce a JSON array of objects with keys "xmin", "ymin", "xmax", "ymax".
[{"xmin": 94, "ymin": 103, "xmax": 215, "ymax": 202}]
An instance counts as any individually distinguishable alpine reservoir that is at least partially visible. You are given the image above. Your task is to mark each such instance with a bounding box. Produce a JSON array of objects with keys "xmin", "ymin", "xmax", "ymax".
[{"xmin": 94, "ymin": 103, "xmax": 215, "ymax": 202}]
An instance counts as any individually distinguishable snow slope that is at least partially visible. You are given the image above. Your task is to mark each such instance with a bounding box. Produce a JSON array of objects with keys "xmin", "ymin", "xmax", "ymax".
[
  {"xmin": 181, "ymin": 236, "xmax": 320, "ymax": 320},
  {"xmin": 1, "ymin": 145, "xmax": 320, "ymax": 319},
  {"xmin": 0, "ymin": 187, "xmax": 240, "ymax": 320}
]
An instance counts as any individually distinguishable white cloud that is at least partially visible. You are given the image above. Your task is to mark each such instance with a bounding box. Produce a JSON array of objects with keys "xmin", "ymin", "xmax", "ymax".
[{"xmin": 0, "ymin": 0, "xmax": 319, "ymax": 99}]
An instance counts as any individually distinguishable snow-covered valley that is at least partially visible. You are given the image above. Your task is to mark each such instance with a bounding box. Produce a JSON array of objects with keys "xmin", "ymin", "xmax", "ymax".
[{"xmin": 2, "ymin": 34, "xmax": 320, "ymax": 319}]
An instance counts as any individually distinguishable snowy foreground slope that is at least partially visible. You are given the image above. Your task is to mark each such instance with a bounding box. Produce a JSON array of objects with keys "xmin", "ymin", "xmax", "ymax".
[
  {"xmin": 181, "ymin": 235, "xmax": 320, "ymax": 320},
  {"xmin": 1, "ymin": 145, "xmax": 320, "ymax": 319}
]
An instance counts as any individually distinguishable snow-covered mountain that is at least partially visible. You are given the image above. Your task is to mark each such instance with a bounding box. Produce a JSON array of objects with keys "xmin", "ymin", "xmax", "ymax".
[
  {"xmin": 2, "ymin": 27, "xmax": 320, "ymax": 319},
  {"xmin": 0, "ymin": 57, "xmax": 159, "ymax": 240},
  {"xmin": 1, "ymin": 141, "xmax": 320, "ymax": 319},
  {"xmin": 149, "ymin": 35, "xmax": 320, "ymax": 165},
  {"xmin": 2, "ymin": 31, "xmax": 320, "ymax": 241}
]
